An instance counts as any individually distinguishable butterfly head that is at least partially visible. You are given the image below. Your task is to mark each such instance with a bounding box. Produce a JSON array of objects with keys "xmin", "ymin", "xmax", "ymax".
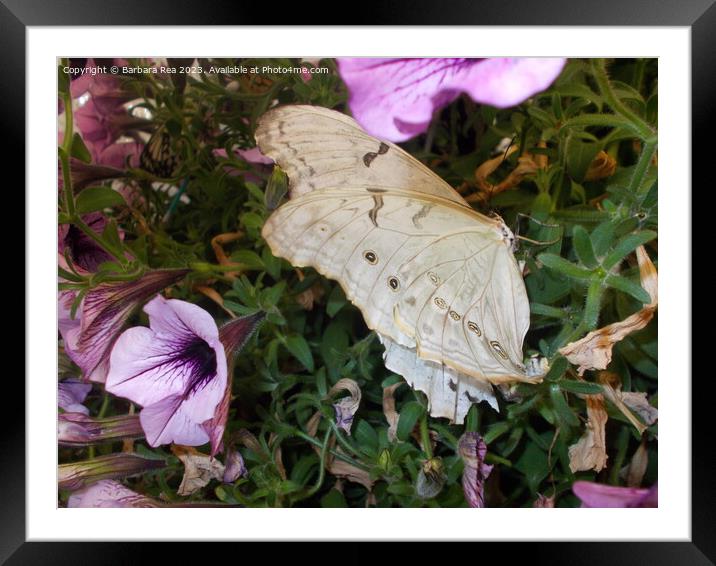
[{"xmin": 497, "ymin": 219, "xmax": 517, "ymax": 252}]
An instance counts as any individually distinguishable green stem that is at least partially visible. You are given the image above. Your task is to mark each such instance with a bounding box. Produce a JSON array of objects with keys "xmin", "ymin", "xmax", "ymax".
[
  {"xmin": 609, "ymin": 427, "xmax": 631, "ymax": 485},
  {"xmin": 72, "ymin": 217, "xmax": 129, "ymax": 266},
  {"xmin": 419, "ymin": 414, "xmax": 433, "ymax": 459},
  {"xmin": 631, "ymin": 140, "xmax": 657, "ymax": 197},
  {"xmin": 326, "ymin": 420, "xmax": 363, "ymax": 459},
  {"xmin": 303, "ymin": 427, "xmax": 331, "ymax": 499},
  {"xmin": 293, "ymin": 430, "xmax": 370, "ymax": 472},
  {"xmin": 591, "ymin": 59, "xmax": 656, "ymax": 143},
  {"xmin": 60, "ymin": 60, "xmax": 76, "ymax": 217},
  {"xmin": 97, "ymin": 394, "xmax": 111, "ymax": 419}
]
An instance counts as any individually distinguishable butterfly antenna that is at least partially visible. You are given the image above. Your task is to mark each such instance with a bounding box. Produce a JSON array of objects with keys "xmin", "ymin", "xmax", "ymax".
[
  {"xmin": 516, "ymin": 212, "xmax": 560, "ymax": 229},
  {"xmin": 514, "ymin": 213, "xmax": 562, "ymax": 246},
  {"xmin": 516, "ymin": 234, "xmax": 561, "ymax": 246}
]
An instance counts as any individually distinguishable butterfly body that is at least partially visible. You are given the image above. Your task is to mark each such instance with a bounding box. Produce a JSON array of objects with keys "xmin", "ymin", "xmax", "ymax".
[{"xmin": 257, "ymin": 105, "xmax": 540, "ymax": 423}]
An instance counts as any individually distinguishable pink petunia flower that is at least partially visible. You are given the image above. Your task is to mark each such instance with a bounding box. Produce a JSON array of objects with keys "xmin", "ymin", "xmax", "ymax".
[
  {"xmin": 458, "ymin": 432, "xmax": 493, "ymax": 508},
  {"xmin": 336, "ymin": 58, "xmax": 566, "ymax": 142},
  {"xmin": 60, "ymin": 269, "xmax": 189, "ymax": 383},
  {"xmin": 573, "ymin": 480, "xmax": 658, "ymax": 508}
]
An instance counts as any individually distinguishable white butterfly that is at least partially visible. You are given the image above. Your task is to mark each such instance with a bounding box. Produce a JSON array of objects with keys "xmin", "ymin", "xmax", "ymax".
[{"xmin": 256, "ymin": 105, "xmax": 541, "ymax": 423}]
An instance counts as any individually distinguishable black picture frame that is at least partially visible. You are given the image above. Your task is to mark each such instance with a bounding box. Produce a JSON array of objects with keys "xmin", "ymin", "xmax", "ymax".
[{"xmin": 7, "ymin": 1, "xmax": 704, "ymax": 562}]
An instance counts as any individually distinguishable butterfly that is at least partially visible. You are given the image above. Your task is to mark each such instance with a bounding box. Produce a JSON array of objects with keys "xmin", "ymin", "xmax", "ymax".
[
  {"xmin": 256, "ymin": 105, "xmax": 541, "ymax": 423},
  {"xmin": 140, "ymin": 126, "xmax": 181, "ymax": 179}
]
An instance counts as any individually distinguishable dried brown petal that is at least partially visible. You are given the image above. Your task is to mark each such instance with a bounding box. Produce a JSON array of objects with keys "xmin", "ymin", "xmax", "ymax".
[
  {"xmin": 620, "ymin": 441, "xmax": 649, "ymax": 488},
  {"xmin": 382, "ymin": 382, "xmax": 404, "ymax": 442},
  {"xmin": 171, "ymin": 445, "xmax": 225, "ymax": 496},
  {"xmin": 559, "ymin": 245, "xmax": 657, "ymax": 374},
  {"xmin": 568, "ymin": 395, "xmax": 608, "ymax": 473}
]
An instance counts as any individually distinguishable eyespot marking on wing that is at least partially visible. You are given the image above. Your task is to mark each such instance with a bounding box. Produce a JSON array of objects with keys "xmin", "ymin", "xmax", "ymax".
[
  {"xmin": 434, "ymin": 297, "xmax": 448, "ymax": 309},
  {"xmin": 490, "ymin": 340, "xmax": 509, "ymax": 360},
  {"xmin": 467, "ymin": 321, "xmax": 482, "ymax": 336},
  {"xmin": 388, "ymin": 276, "xmax": 400, "ymax": 291},
  {"xmin": 363, "ymin": 250, "xmax": 378, "ymax": 264}
]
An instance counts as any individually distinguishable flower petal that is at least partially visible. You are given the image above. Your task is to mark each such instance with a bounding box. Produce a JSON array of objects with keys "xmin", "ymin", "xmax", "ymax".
[
  {"xmin": 58, "ymin": 379, "xmax": 92, "ymax": 415},
  {"xmin": 106, "ymin": 326, "xmax": 188, "ymax": 406},
  {"xmin": 140, "ymin": 394, "xmax": 211, "ymax": 447},
  {"xmin": 67, "ymin": 479, "xmax": 159, "ymax": 508},
  {"xmin": 145, "ymin": 295, "xmax": 221, "ymax": 348},
  {"xmin": 338, "ymin": 58, "xmax": 565, "ymax": 142},
  {"xmin": 458, "ymin": 432, "xmax": 493, "ymax": 508},
  {"xmin": 573, "ymin": 480, "xmax": 656, "ymax": 508}
]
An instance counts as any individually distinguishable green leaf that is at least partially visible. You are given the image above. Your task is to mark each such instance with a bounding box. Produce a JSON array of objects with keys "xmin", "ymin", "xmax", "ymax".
[
  {"xmin": 572, "ymin": 226, "xmax": 598, "ymax": 268},
  {"xmin": 544, "ymin": 356, "xmax": 569, "ymax": 382},
  {"xmin": 565, "ymin": 133, "xmax": 601, "ymax": 182},
  {"xmin": 537, "ymin": 253, "xmax": 594, "ymax": 280},
  {"xmin": 396, "ymin": 402, "xmax": 424, "ymax": 442},
  {"xmin": 100, "ymin": 218, "xmax": 124, "ymax": 255},
  {"xmin": 284, "ymin": 334, "xmax": 314, "ymax": 372},
  {"xmin": 320, "ymin": 321, "xmax": 349, "ymax": 380},
  {"xmin": 590, "ymin": 221, "xmax": 616, "ymax": 257},
  {"xmin": 549, "ymin": 384, "xmax": 579, "ymax": 427},
  {"xmin": 530, "ymin": 303, "xmax": 568, "ymax": 319},
  {"xmin": 75, "ymin": 187, "xmax": 127, "ymax": 214},
  {"xmin": 604, "ymin": 274, "xmax": 651, "ymax": 304},
  {"xmin": 354, "ymin": 420, "xmax": 379, "ymax": 454},
  {"xmin": 71, "ymin": 133, "xmax": 92, "ymax": 163},
  {"xmin": 483, "ymin": 421, "xmax": 511, "ymax": 444},
  {"xmin": 562, "ymin": 113, "xmax": 634, "ymax": 132},
  {"xmin": 230, "ymin": 250, "xmax": 265, "ymax": 271},
  {"xmin": 320, "ymin": 489, "xmax": 347, "ymax": 507},
  {"xmin": 583, "ymin": 278, "xmax": 604, "ymax": 330},
  {"xmin": 514, "ymin": 442, "xmax": 550, "ymax": 493},
  {"xmin": 326, "ymin": 285, "xmax": 347, "ymax": 317},
  {"xmin": 559, "ymin": 380, "xmax": 603, "ymax": 395},
  {"xmin": 602, "ymin": 231, "xmax": 657, "ymax": 270}
]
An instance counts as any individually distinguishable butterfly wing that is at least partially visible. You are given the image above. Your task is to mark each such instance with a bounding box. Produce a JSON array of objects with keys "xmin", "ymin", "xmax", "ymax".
[
  {"xmin": 255, "ymin": 105, "xmax": 466, "ymax": 204},
  {"xmin": 257, "ymin": 105, "xmax": 536, "ymax": 422},
  {"xmin": 140, "ymin": 128, "xmax": 180, "ymax": 179},
  {"xmin": 261, "ymin": 187, "xmax": 534, "ymax": 413}
]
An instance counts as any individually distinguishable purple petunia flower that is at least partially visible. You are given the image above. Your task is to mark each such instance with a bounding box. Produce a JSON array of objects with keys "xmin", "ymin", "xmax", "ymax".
[
  {"xmin": 105, "ymin": 296, "xmax": 228, "ymax": 447},
  {"xmin": 58, "ymin": 453, "xmax": 165, "ymax": 491},
  {"xmin": 458, "ymin": 432, "xmax": 493, "ymax": 508},
  {"xmin": 573, "ymin": 480, "xmax": 658, "ymax": 508},
  {"xmin": 58, "ymin": 379, "xmax": 92, "ymax": 415},
  {"xmin": 58, "ymin": 413, "xmax": 145, "ymax": 446},
  {"xmin": 337, "ymin": 58, "xmax": 566, "ymax": 142},
  {"xmin": 60, "ymin": 269, "xmax": 189, "ymax": 383},
  {"xmin": 58, "ymin": 212, "xmax": 115, "ymax": 273},
  {"xmin": 67, "ymin": 479, "xmax": 160, "ymax": 508}
]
